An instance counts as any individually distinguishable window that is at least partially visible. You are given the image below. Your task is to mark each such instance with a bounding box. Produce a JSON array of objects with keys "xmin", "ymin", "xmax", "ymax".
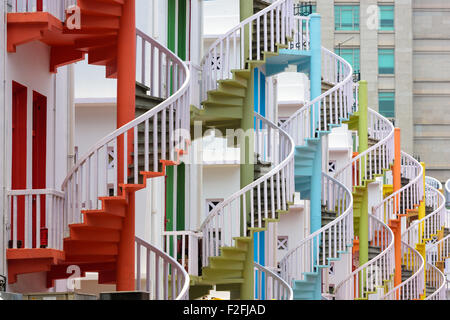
[
  {"xmin": 206, "ymin": 199, "xmax": 223, "ymax": 214},
  {"xmin": 335, "ymin": 5, "xmax": 360, "ymax": 31},
  {"xmin": 378, "ymin": 49, "xmax": 395, "ymax": 74},
  {"xmin": 294, "ymin": 3, "xmax": 316, "ymax": 16},
  {"xmin": 277, "ymin": 236, "xmax": 288, "ymax": 251},
  {"xmin": 336, "ymin": 48, "xmax": 360, "ymax": 73},
  {"xmin": 328, "ymin": 161, "xmax": 336, "ymax": 174},
  {"xmin": 278, "ymin": 117, "xmax": 289, "ymax": 127},
  {"xmin": 379, "ymin": 91, "xmax": 395, "ymax": 119},
  {"xmin": 379, "ymin": 5, "xmax": 394, "ymax": 31}
]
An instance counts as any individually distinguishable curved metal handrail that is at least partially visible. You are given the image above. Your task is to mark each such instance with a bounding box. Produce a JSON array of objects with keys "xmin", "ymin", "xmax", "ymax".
[
  {"xmin": 279, "ymin": 173, "xmax": 353, "ymax": 286},
  {"xmin": 333, "ymin": 107, "xmax": 399, "ymax": 300},
  {"xmin": 254, "ymin": 263, "xmax": 293, "ymax": 300},
  {"xmin": 382, "ymin": 241, "xmax": 425, "ymax": 300},
  {"xmin": 200, "ymin": 0, "xmax": 300, "ymax": 101},
  {"xmin": 276, "ymin": 41, "xmax": 355, "ymax": 295},
  {"xmin": 333, "ymin": 108, "xmax": 395, "ymax": 190},
  {"xmin": 445, "ymin": 179, "xmax": 450, "ymax": 208},
  {"xmin": 135, "ymin": 237, "xmax": 190, "ymax": 300},
  {"xmin": 280, "ymin": 47, "xmax": 354, "ymax": 145},
  {"xmin": 402, "ymin": 183, "xmax": 446, "ymax": 247},
  {"xmin": 199, "ymin": 112, "xmax": 295, "ymax": 266},
  {"xmin": 334, "ymin": 214, "xmax": 395, "ymax": 300},
  {"xmin": 61, "ymin": 29, "xmax": 191, "ymax": 227},
  {"xmin": 426, "ymin": 234, "xmax": 450, "ymax": 268},
  {"xmin": 425, "ymin": 262, "xmax": 446, "ymax": 300},
  {"xmin": 62, "ymin": 30, "xmax": 190, "ymax": 190},
  {"xmin": 426, "ymin": 176, "xmax": 443, "ymax": 191},
  {"xmin": 372, "ymin": 151, "xmax": 424, "ymax": 224}
]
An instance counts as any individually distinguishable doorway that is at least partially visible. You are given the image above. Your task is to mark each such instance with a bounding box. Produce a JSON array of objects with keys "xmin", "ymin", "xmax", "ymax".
[{"xmin": 32, "ymin": 91, "xmax": 47, "ymax": 248}]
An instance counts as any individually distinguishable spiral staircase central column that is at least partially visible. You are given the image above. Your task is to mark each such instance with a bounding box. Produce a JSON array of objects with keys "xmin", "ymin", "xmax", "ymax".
[
  {"xmin": 357, "ymin": 81, "xmax": 369, "ymax": 267},
  {"xmin": 392, "ymin": 128, "xmax": 402, "ymax": 289},
  {"xmin": 238, "ymin": 0, "xmax": 255, "ymax": 300},
  {"xmin": 116, "ymin": 0, "xmax": 136, "ymax": 292}
]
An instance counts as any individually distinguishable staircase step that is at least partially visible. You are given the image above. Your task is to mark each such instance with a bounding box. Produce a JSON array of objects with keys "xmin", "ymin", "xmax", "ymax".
[
  {"xmin": 83, "ymin": 212, "xmax": 123, "ymax": 230},
  {"xmin": 221, "ymin": 247, "xmax": 247, "ymax": 261},
  {"xmin": 210, "ymin": 257, "xmax": 244, "ymax": 270},
  {"xmin": 202, "ymin": 267, "xmax": 243, "ymax": 280},
  {"xmin": 69, "ymin": 225, "xmax": 121, "ymax": 242},
  {"xmin": 64, "ymin": 240, "xmax": 118, "ymax": 256}
]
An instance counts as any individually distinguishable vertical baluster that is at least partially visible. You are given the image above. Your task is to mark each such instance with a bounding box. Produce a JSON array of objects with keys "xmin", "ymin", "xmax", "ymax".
[
  {"xmin": 257, "ymin": 185, "xmax": 261, "ymax": 228},
  {"xmin": 123, "ymin": 132, "xmax": 128, "ymax": 184},
  {"xmin": 271, "ymin": 10, "xmax": 274, "ymax": 52},
  {"xmin": 241, "ymin": 26, "xmax": 245, "ymax": 68},
  {"xmin": 250, "ymin": 189, "xmax": 254, "ymax": 228},
  {"xmin": 257, "ymin": 16, "xmax": 260, "ymax": 60},
  {"xmin": 36, "ymin": 194, "xmax": 40, "ymax": 249},
  {"xmin": 153, "ymin": 113, "xmax": 159, "ymax": 172},
  {"xmin": 226, "ymin": 35, "xmax": 230, "ymax": 79},
  {"xmin": 168, "ymin": 104, "xmax": 174, "ymax": 161},
  {"xmin": 136, "ymin": 243, "xmax": 141, "ymax": 290},
  {"xmin": 264, "ymin": 13, "xmax": 267, "ymax": 53},
  {"xmin": 146, "ymin": 248, "xmax": 151, "ymax": 292},
  {"xmin": 171, "ymin": 267, "xmax": 176, "ymax": 300},
  {"xmin": 264, "ymin": 180, "xmax": 268, "ymax": 220}
]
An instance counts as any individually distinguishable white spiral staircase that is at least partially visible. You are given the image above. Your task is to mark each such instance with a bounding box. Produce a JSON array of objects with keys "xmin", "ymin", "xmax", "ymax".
[{"xmin": 332, "ymin": 106, "xmax": 396, "ymax": 300}]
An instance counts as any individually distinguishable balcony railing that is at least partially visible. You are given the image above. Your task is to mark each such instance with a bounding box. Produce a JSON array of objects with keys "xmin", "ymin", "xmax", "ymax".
[
  {"xmin": 6, "ymin": 189, "xmax": 65, "ymax": 250},
  {"xmin": 293, "ymin": 2, "xmax": 314, "ymax": 16},
  {"xmin": 162, "ymin": 231, "xmax": 203, "ymax": 276},
  {"xmin": 7, "ymin": 0, "xmax": 77, "ymax": 22}
]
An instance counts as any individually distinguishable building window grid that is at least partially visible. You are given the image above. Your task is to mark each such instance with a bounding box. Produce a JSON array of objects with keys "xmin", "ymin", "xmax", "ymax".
[
  {"xmin": 379, "ymin": 91, "xmax": 395, "ymax": 119},
  {"xmin": 379, "ymin": 5, "xmax": 394, "ymax": 31},
  {"xmin": 335, "ymin": 47, "xmax": 360, "ymax": 73},
  {"xmin": 335, "ymin": 5, "xmax": 360, "ymax": 31},
  {"xmin": 378, "ymin": 48, "xmax": 395, "ymax": 74}
]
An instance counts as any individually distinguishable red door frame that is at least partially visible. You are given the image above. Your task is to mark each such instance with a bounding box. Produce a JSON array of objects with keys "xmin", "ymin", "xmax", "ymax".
[
  {"xmin": 36, "ymin": 0, "xmax": 43, "ymax": 12},
  {"xmin": 11, "ymin": 81, "xmax": 27, "ymax": 247},
  {"xmin": 32, "ymin": 91, "xmax": 47, "ymax": 248}
]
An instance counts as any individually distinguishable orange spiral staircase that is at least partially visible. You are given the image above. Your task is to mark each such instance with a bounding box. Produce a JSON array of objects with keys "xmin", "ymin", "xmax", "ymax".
[{"xmin": 6, "ymin": 0, "xmax": 181, "ymax": 291}]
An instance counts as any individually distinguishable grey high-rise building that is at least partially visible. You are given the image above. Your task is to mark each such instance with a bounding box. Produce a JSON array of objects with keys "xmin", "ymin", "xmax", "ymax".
[{"xmin": 304, "ymin": 0, "xmax": 450, "ymax": 182}]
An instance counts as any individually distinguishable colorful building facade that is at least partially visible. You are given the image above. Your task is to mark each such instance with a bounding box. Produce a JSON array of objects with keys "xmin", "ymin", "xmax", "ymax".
[{"xmin": 0, "ymin": 0, "xmax": 448, "ymax": 301}]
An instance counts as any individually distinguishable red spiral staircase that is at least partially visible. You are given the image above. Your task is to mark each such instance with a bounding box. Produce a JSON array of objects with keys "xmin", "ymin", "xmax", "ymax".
[{"xmin": 6, "ymin": 0, "xmax": 174, "ymax": 291}]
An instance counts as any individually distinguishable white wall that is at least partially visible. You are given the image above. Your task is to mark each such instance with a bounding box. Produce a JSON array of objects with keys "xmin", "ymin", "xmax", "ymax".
[
  {"xmin": 277, "ymin": 71, "xmax": 309, "ymax": 106},
  {"xmin": 328, "ymin": 125, "xmax": 353, "ymax": 190},
  {"xmin": 74, "ymin": 103, "xmax": 116, "ymax": 157},
  {"xmin": 202, "ymin": 165, "xmax": 240, "ymax": 222},
  {"xmin": 6, "ymin": 41, "xmax": 70, "ymax": 191},
  {"xmin": 74, "ymin": 62, "xmax": 117, "ymax": 100},
  {"xmin": 203, "ymin": 0, "xmax": 239, "ymax": 36},
  {"xmin": 4, "ymin": 40, "xmax": 71, "ymax": 292},
  {"xmin": 327, "ymin": 251, "xmax": 352, "ymax": 293},
  {"xmin": 277, "ymin": 206, "xmax": 306, "ymax": 263}
]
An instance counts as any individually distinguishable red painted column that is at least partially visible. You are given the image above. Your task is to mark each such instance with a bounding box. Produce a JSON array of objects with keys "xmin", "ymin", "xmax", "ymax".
[
  {"xmin": 117, "ymin": 191, "xmax": 136, "ymax": 291},
  {"xmin": 116, "ymin": 0, "xmax": 136, "ymax": 186},
  {"xmin": 116, "ymin": 0, "xmax": 136, "ymax": 292},
  {"xmin": 392, "ymin": 128, "xmax": 402, "ymax": 293}
]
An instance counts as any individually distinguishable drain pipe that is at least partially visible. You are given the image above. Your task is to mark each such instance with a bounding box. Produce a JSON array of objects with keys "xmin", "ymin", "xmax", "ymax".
[{"xmin": 67, "ymin": 64, "xmax": 75, "ymax": 172}]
